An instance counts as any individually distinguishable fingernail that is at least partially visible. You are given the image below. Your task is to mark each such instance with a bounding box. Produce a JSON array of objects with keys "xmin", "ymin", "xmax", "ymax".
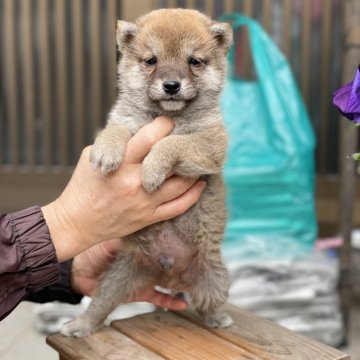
[{"xmin": 198, "ymin": 180, "xmax": 206, "ymax": 190}]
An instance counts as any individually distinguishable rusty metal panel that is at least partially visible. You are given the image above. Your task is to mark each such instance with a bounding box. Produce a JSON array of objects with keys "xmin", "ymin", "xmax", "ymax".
[
  {"xmin": 3, "ymin": 0, "xmax": 19, "ymax": 167},
  {"xmin": 243, "ymin": 0, "xmax": 254, "ymax": 17},
  {"xmin": 319, "ymin": 0, "xmax": 333, "ymax": 174},
  {"xmin": 54, "ymin": 0, "xmax": 69, "ymax": 166},
  {"xmin": 72, "ymin": 0, "xmax": 86, "ymax": 157},
  {"xmin": 300, "ymin": 0, "xmax": 311, "ymax": 107},
  {"xmin": 22, "ymin": 0, "xmax": 36, "ymax": 166},
  {"xmin": 106, "ymin": 0, "xmax": 118, "ymax": 112},
  {"xmin": 38, "ymin": 0, "xmax": 52, "ymax": 166},
  {"xmin": 186, "ymin": 0, "xmax": 195, "ymax": 9},
  {"xmin": 224, "ymin": 0, "xmax": 234, "ymax": 15},
  {"xmin": 121, "ymin": 0, "xmax": 154, "ymax": 20},
  {"xmin": 89, "ymin": 0, "xmax": 103, "ymax": 133},
  {"xmin": 131, "ymin": 0, "xmax": 344, "ymax": 176},
  {"xmin": 282, "ymin": 0, "xmax": 293, "ymax": 59},
  {"xmin": 0, "ymin": 0, "xmax": 121, "ymax": 171},
  {"xmin": 262, "ymin": 0, "xmax": 272, "ymax": 33},
  {"xmin": 0, "ymin": 0, "xmax": 345, "ymax": 177},
  {"xmin": 205, "ymin": 0, "xmax": 215, "ymax": 17}
]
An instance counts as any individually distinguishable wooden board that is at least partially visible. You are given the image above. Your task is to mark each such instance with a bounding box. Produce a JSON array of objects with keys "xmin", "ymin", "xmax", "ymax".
[
  {"xmin": 177, "ymin": 304, "xmax": 350, "ymax": 360},
  {"xmin": 112, "ymin": 310, "xmax": 258, "ymax": 360},
  {"xmin": 47, "ymin": 326, "xmax": 163, "ymax": 360},
  {"xmin": 47, "ymin": 305, "xmax": 351, "ymax": 360}
]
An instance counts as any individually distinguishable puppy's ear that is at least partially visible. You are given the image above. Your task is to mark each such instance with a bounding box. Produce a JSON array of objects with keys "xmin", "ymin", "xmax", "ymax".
[
  {"xmin": 209, "ymin": 22, "xmax": 233, "ymax": 52},
  {"xmin": 116, "ymin": 20, "xmax": 138, "ymax": 52}
]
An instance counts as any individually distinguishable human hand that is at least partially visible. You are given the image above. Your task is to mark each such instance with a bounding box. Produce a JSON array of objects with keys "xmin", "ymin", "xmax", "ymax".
[
  {"xmin": 71, "ymin": 239, "xmax": 188, "ymax": 310},
  {"xmin": 42, "ymin": 116, "xmax": 206, "ymax": 262}
]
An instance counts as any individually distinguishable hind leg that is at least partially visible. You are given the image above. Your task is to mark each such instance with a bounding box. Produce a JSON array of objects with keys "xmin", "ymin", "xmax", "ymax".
[
  {"xmin": 60, "ymin": 253, "xmax": 151, "ymax": 337},
  {"xmin": 190, "ymin": 256, "xmax": 233, "ymax": 328}
]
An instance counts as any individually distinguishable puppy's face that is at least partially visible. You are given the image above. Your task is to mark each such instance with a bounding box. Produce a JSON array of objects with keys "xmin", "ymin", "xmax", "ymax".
[{"xmin": 117, "ymin": 9, "xmax": 233, "ymax": 113}]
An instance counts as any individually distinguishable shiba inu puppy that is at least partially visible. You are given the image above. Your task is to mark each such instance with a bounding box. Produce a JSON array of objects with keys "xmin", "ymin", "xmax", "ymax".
[{"xmin": 60, "ymin": 8, "xmax": 233, "ymax": 337}]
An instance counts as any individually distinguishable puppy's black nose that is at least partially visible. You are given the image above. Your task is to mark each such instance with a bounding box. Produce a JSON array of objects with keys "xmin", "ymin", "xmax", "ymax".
[{"xmin": 163, "ymin": 81, "xmax": 181, "ymax": 95}]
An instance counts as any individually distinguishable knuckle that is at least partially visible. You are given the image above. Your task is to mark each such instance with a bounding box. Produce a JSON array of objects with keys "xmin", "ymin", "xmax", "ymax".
[
  {"xmin": 122, "ymin": 173, "xmax": 142, "ymax": 194},
  {"xmin": 82, "ymin": 146, "xmax": 92, "ymax": 159},
  {"xmin": 176, "ymin": 176, "xmax": 194, "ymax": 190},
  {"xmin": 173, "ymin": 202, "xmax": 187, "ymax": 216},
  {"xmin": 141, "ymin": 130, "xmax": 158, "ymax": 149}
]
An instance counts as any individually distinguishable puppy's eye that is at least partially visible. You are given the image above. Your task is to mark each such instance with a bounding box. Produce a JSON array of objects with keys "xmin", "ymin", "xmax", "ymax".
[
  {"xmin": 145, "ymin": 57, "xmax": 157, "ymax": 66},
  {"xmin": 189, "ymin": 58, "xmax": 202, "ymax": 67}
]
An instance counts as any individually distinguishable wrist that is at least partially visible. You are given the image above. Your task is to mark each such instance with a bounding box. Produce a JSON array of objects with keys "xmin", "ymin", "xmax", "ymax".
[{"xmin": 41, "ymin": 199, "xmax": 91, "ymax": 262}]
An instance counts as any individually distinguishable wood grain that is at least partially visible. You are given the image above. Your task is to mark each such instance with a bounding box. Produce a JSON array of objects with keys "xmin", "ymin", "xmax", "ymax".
[
  {"xmin": 112, "ymin": 310, "xmax": 259, "ymax": 359},
  {"xmin": 177, "ymin": 304, "xmax": 350, "ymax": 360},
  {"xmin": 47, "ymin": 326, "xmax": 163, "ymax": 360}
]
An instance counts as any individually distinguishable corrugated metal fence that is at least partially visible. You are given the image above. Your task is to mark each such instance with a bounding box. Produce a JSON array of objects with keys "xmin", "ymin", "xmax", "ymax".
[
  {"xmin": 0, "ymin": 0, "xmax": 343, "ymax": 174},
  {"xmin": 0, "ymin": 0, "xmax": 122, "ymax": 169}
]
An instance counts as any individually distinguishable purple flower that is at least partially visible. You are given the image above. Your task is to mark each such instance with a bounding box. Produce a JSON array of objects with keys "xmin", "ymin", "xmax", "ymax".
[{"xmin": 333, "ymin": 65, "xmax": 360, "ymax": 123}]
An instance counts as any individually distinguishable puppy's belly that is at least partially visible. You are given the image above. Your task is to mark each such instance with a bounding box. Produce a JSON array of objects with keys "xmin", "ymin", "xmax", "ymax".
[{"xmin": 132, "ymin": 210, "xmax": 198, "ymax": 276}]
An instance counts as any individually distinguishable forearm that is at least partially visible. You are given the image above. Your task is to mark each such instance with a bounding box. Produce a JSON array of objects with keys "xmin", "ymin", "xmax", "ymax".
[{"xmin": 0, "ymin": 207, "xmax": 81, "ymax": 320}]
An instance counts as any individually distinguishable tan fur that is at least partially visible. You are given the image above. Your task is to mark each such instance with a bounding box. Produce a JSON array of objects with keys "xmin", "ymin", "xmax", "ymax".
[{"xmin": 61, "ymin": 9, "xmax": 233, "ymax": 337}]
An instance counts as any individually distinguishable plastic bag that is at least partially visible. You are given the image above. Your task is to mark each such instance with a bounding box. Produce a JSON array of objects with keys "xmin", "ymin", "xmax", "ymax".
[{"xmin": 220, "ymin": 14, "xmax": 317, "ymax": 259}]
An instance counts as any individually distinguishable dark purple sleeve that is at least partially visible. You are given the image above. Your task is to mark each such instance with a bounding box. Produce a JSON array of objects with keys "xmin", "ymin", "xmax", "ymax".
[{"xmin": 0, "ymin": 206, "xmax": 82, "ymax": 321}]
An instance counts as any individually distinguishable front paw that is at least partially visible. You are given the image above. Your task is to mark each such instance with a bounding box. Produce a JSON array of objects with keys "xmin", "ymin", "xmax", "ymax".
[
  {"xmin": 59, "ymin": 317, "xmax": 101, "ymax": 338},
  {"xmin": 90, "ymin": 141, "xmax": 125, "ymax": 175},
  {"xmin": 141, "ymin": 153, "xmax": 170, "ymax": 192},
  {"xmin": 141, "ymin": 164, "xmax": 166, "ymax": 193}
]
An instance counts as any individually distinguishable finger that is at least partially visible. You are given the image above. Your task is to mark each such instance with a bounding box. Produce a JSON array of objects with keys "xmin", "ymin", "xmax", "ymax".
[
  {"xmin": 153, "ymin": 180, "xmax": 206, "ymax": 222},
  {"xmin": 99, "ymin": 238, "xmax": 123, "ymax": 256},
  {"xmin": 80, "ymin": 240, "xmax": 123, "ymax": 276},
  {"xmin": 123, "ymin": 116, "xmax": 174, "ymax": 164},
  {"xmin": 80, "ymin": 146, "xmax": 92, "ymax": 160},
  {"xmin": 147, "ymin": 292, "xmax": 188, "ymax": 311},
  {"xmin": 152, "ymin": 176, "xmax": 198, "ymax": 205}
]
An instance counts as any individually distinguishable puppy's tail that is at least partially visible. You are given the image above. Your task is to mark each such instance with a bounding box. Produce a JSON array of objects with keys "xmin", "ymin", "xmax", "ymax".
[{"xmin": 158, "ymin": 256, "xmax": 175, "ymax": 271}]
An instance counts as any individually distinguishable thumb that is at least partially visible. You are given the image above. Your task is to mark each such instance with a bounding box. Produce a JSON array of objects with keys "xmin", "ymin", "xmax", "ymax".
[{"xmin": 123, "ymin": 116, "xmax": 174, "ymax": 164}]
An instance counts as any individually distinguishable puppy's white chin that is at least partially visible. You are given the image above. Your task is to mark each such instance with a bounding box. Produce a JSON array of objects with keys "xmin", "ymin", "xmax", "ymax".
[{"xmin": 159, "ymin": 100, "xmax": 186, "ymax": 111}]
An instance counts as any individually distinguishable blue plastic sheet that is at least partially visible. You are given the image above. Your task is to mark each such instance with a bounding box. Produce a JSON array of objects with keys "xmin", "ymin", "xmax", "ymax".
[{"xmin": 220, "ymin": 14, "xmax": 317, "ymax": 259}]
